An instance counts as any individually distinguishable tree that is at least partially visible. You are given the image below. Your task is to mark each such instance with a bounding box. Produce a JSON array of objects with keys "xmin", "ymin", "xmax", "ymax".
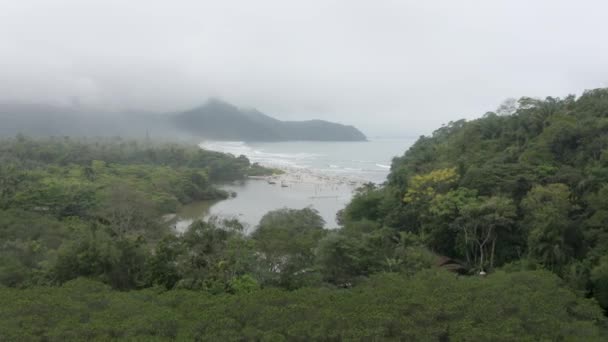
[
  {"xmin": 97, "ymin": 183, "xmax": 158, "ymax": 237},
  {"xmin": 403, "ymin": 167, "xmax": 459, "ymax": 204},
  {"xmin": 591, "ymin": 256, "xmax": 608, "ymax": 309},
  {"xmin": 521, "ymin": 184, "xmax": 573, "ymax": 272},
  {"xmin": 51, "ymin": 226, "xmax": 149, "ymax": 289},
  {"xmin": 0, "ymin": 165, "xmax": 23, "ymax": 209},
  {"xmin": 340, "ymin": 183, "xmax": 384, "ymax": 223},
  {"xmin": 452, "ymin": 196, "xmax": 517, "ymax": 272},
  {"xmin": 251, "ymin": 208, "xmax": 326, "ymax": 288},
  {"xmin": 146, "ymin": 235, "xmax": 182, "ymax": 289},
  {"xmin": 316, "ymin": 231, "xmax": 372, "ymax": 286},
  {"xmin": 496, "ymin": 97, "xmax": 518, "ymax": 116},
  {"xmin": 425, "ymin": 187, "xmax": 478, "ymax": 256},
  {"xmin": 175, "ymin": 219, "xmax": 252, "ymax": 292}
]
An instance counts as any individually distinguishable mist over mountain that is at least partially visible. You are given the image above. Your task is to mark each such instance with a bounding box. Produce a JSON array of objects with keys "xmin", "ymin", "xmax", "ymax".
[
  {"xmin": 0, "ymin": 99, "xmax": 366, "ymax": 141},
  {"xmin": 172, "ymin": 99, "xmax": 366, "ymax": 141},
  {"xmin": 0, "ymin": 102, "xmax": 174, "ymax": 139}
]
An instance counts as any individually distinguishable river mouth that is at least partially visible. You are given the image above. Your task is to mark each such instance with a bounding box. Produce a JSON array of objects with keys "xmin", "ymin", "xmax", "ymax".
[
  {"xmin": 172, "ymin": 172, "xmax": 361, "ymax": 233},
  {"xmin": 171, "ymin": 138, "xmax": 415, "ymax": 233}
]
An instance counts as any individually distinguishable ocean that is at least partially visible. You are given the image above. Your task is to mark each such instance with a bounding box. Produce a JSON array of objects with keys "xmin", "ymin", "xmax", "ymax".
[
  {"xmin": 174, "ymin": 138, "xmax": 416, "ymax": 232},
  {"xmin": 200, "ymin": 139, "xmax": 416, "ymax": 184}
]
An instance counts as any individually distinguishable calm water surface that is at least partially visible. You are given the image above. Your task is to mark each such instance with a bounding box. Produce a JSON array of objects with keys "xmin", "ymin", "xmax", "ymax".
[{"xmin": 173, "ymin": 138, "xmax": 416, "ymax": 231}]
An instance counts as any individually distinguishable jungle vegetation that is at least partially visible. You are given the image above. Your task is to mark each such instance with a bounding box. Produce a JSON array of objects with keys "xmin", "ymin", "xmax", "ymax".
[{"xmin": 3, "ymin": 89, "xmax": 608, "ymax": 340}]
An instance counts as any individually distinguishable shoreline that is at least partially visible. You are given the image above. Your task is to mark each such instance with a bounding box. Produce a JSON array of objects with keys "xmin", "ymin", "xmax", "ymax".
[
  {"xmin": 249, "ymin": 164, "xmax": 370, "ymax": 190},
  {"xmin": 168, "ymin": 147, "xmax": 390, "ymax": 232},
  {"xmin": 169, "ymin": 164, "xmax": 366, "ymax": 233}
]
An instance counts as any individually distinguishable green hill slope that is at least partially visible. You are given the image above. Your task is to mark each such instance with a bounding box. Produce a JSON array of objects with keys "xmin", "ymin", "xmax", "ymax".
[{"xmin": 342, "ymin": 88, "xmax": 608, "ymax": 309}]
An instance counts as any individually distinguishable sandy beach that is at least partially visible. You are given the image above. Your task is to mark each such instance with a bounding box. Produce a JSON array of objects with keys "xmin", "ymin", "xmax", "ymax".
[{"xmin": 250, "ymin": 164, "xmax": 369, "ymax": 192}]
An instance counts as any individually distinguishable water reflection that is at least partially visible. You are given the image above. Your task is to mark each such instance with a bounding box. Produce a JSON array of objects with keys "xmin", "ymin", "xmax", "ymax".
[
  {"xmin": 171, "ymin": 200, "xmax": 216, "ymax": 233},
  {"xmin": 174, "ymin": 178, "xmax": 356, "ymax": 233}
]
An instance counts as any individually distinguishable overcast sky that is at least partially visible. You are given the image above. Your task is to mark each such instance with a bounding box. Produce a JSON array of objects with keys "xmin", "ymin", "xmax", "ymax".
[{"xmin": 1, "ymin": 0, "xmax": 607, "ymax": 136}]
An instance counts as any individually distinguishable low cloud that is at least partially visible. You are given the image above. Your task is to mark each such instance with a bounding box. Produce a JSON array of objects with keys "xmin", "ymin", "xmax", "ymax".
[{"xmin": 1, "ymin": 0, "xmax": 607, "ymax": 136}]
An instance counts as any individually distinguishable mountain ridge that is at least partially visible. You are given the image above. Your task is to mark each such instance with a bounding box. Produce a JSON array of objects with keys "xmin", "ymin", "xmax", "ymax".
[
  {"xmin": 0, "ymin": 99, "xmax": 367, "ymax": 141},
  {"xmin": 172, "ymin": 99, "xmax": 367, "ymax": 142}
]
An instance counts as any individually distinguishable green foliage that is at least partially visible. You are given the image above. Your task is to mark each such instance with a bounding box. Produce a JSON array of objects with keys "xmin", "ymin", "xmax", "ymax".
[
  {"xmin": 52, "ymin": 228, "xmax": 149, "ymax": 289},
  {"xmin": 246, "ymin": 162, "xmax": 283, "ymax": 177},
  {"xmin": 452, "ymin": 195, "xmax": 517, "ymax": 272},
  {"xmin": 316, "ymin": 231, "xmax": 371, "ymax": 285},
  {"xmin": 343, "ymin": 88, "xmax": 608, "ymax": 308},
  {"xmin": 228, "ymin": 274, "xmax": 260, "ymax": 294},
  {"xmin": 0, "ymin": 137, "xmax": 267, "ymax": 290},
  {"xmin": 252, "ymin": 208, "xmax": 327, "ymax": 289},
  {"xmin": 591, "ymin": 256, "xmax": 608, "ymax": 309},
  {"xmin": 317, "ymin": 223, "xmax": 435, "ymax": 285},
  {"xmin": 0, "ymin": 135, "xmax": 266, "ymax": 182},
  {"xmin": 403, "ymin": 167, "xmax": 459, "ymax": 204},
  {"xmin": 3, "ymin": 90, "xmax": 608, "ymax": 339},
  {"xmin": 0, "ymin": 270, "xmax": 604, "ymax": 341},
  {"xmin": 173, "ymin": 219, "xmax": 255, "ymax": 293},
  {"xmin": 522, "ymin": 183, "xmax": 574, "ymax": 272},
  {"xmin": 0, "ymin": 210, "xmax": 78, "ymax": 287}
]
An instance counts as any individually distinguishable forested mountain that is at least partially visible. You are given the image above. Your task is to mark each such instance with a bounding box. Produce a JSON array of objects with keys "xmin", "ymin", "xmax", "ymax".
[
  {"xmin": 0, "ymin": 100, "xmax": 367, "ymax": 141},
  {"xmin": 172, "ymin": 98, "xmax": 367, "ymax": 141},
  {"xmin": 341, "ymin": 88, "xmax": 608, "ymax": 310}
]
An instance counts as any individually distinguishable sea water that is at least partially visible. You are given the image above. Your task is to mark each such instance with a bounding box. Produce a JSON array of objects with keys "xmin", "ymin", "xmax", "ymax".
[
  {"xmin": 201, "ymin": 139, "xmax": 416, "ymax": 183},
  {"xmin": 174, "ymin": 138, "xmax": 416, "ymax": 232}
]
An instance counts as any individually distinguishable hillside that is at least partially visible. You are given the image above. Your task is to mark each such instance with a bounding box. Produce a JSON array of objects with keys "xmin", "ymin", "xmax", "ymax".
[
  {"xmin": 172, "ymin": 99, "xmax": 367, "ymax": 141},
  {"xmin": 340, "ymin": 88, "xmax": 608, "ymax": 311}
]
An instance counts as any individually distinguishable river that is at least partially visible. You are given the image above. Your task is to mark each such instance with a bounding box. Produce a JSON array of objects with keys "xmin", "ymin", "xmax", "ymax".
[{"xmin": 172, "ymin": 138, "xmax": 416, "ymax": 232}]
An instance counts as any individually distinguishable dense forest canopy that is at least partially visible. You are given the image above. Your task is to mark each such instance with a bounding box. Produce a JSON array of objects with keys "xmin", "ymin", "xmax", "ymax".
[
  {"xmin": 1, "ymin": 271, "xmax": 604, "ymax": 340},
  {"xmin": 341, "ymin": 88, "xmax": 608, "ymax": 308},
  {"xmin": 0, "ymin": 137, "xmax": 273, "ymax": 288},
  {"xmin": 2, "ymin": 89, "xmax": 608, "ymax": 340}
]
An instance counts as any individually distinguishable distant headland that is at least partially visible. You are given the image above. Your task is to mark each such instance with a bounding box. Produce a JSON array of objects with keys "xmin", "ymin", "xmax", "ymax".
[
  {"xmin": 0, "ymin": 99, "xmax": 367, "ymax": 142},
  {"xmin": 172, "ymin": 99, "xmax": 367, "ymax": 142}
]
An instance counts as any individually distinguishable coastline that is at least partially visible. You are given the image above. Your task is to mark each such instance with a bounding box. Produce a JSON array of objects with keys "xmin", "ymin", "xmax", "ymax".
[
  {"xmin": 249, "ymin": 164, "xmax": 369, "ymax": 190},
  {"xmin": 170, "ymin": 164, "xmax": 369, "ymax": 233},
  {"xmin": 168, "ymin": 139, "xmax": 407, "ymax": 233}
]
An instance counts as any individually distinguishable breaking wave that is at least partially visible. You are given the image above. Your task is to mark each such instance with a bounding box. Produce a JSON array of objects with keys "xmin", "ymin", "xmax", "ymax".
[{"xmin": 199, "ymin": 140, "xmax": 395, "ymax": 183}]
